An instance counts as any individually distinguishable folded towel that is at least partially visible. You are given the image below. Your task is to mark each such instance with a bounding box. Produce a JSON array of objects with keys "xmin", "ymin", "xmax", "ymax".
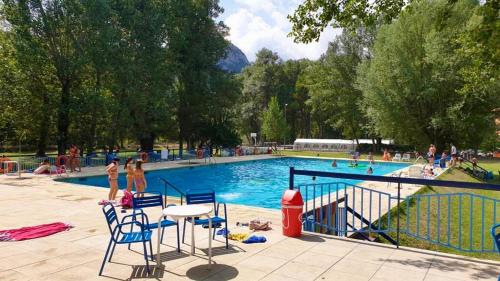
[
  {"xmin": 227, "ymin": 233, "xmax": 249, "ymax": 241},
  {"xmin": 243, "ymin": 235, "xmax": 267, "ymax": 244}
]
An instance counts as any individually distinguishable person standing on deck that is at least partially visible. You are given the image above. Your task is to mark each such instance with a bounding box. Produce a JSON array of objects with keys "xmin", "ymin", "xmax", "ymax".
[
  {"xmin": 134, "ymin": 160, "xmax": 147, "ymax": 197},
  {"xmin": 106, "ymin": 158, "xmax": 120, "ymax": 202},
  {"xmin": 450, "ymin": 144, "xmax": 457, "ymax": 167}
]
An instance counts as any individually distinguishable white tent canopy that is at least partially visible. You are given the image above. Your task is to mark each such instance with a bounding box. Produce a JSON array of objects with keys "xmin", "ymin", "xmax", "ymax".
[{"xmin": 293, "ymin": 138, "xmax": 393, "ymax": 152}]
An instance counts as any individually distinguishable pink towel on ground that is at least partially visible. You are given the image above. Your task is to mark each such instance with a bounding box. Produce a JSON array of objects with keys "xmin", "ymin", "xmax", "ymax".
[{"xmin": 0, "ymin": 222, "xmax": 73, "ymax": 241}]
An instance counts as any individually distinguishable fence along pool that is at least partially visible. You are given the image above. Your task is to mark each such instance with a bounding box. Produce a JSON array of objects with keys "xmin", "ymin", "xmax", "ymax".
[{"xmin": 290, "ymin": 167, "xmax": 500, "ymax": 253}]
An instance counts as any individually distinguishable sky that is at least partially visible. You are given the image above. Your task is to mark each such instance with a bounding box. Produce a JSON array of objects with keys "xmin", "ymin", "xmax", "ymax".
[{"xmin": 218, "ymin": 0, "xmax": 341, "ymax": 62}]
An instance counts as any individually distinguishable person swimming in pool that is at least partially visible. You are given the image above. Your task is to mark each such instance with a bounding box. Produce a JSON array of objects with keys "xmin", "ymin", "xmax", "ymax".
[
  {"xmin": 134, "ymin": 160, "xmax": 147, "ymax": 197},
  {"xmin": 332, "ymin": 159, "xmax": 337, "ymax": 168},
  {"xmin": 106, "ymin": 157, "xmax": 120, "ymax": 202},
  {"xmin": 124, "ymin": 158, "xmax": 134, "ymax": 192},
  {"xmin": 367, "ymin": 166, "xmax": 373, "ymax": 175}
]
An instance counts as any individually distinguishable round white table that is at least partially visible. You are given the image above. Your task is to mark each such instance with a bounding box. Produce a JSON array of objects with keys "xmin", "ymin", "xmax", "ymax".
[{"xmin": 156, "ymin": 205, "xmax": 213, "ymax": 268}]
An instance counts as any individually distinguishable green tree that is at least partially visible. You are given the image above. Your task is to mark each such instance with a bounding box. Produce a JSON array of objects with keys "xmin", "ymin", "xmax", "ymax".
[
  {"xmin": 261, "ymin": 97, "xmax": 289, "ymax": 143},
  {"xmin": 357, "ymin": 0, "xmax": 491, "ymax": 150},
  {"xmin": 299, "ymin": 29, "xmax": 370, "ymax": 142},
  {"xmin": 3, "ymin": 0, "xmax": 89, "ymax": 154},
  {"xmin": 288, "ymin": 0, "xmax": 404, "ymax": 43},
  {"xmin": 239, "ymin": 48, "xmax": 287, "ymax": 140},
  {"xmin": 166, "ymin": 0, "xmax": 229, "ymax": 153}
]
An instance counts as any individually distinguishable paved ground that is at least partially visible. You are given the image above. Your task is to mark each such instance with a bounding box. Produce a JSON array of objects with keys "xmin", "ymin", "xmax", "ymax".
[{"xmin": 0, "ymin": 155, "xmax": 498, "ymax": 280}]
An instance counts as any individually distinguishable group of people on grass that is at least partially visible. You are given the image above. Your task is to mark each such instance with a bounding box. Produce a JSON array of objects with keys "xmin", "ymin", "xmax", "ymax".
[{"xmin": 106, "ymin": 157, "xmax": 147, "ymax": 202}]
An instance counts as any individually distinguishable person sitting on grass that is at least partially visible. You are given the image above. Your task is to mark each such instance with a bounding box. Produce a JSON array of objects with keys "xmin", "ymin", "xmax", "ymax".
[
  {"xmin": 382, "ymin": 149, "xmax": 391, "ymax": 161},
  {"xmin": 439, "ymin": 152, "xmax": 447, "ymax": 168},
  {"xmin": 34, "ymin": 159, "xmax": 51, "ymax": 174},
  {"xmin": 368, "ymin": 152, "xmax": 375, "ymax": 164}
]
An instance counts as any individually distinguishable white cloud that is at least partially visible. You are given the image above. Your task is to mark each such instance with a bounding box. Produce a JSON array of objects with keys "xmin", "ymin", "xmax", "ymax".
[{"xmin": 222, "ymin": 0, "xmax": 340, "ymax": 61}]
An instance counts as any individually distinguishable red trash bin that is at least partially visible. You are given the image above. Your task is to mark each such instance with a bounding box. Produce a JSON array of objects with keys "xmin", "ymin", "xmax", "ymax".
[{"xmin": 281, "ymin": 189, "xmax": 304, "ymax": 237}]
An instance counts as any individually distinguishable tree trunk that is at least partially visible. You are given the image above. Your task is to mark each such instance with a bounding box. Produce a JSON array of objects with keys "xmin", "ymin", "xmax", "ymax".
[
  {"xmin": 36, "ymin": 93, "xmax": 50, "ymax": 157},
  {"xmin": 57, "ymin": 80, "xmax": 71, "ymax": 155},
  {"xmin": 140, "ymin": 135, "xmax": 155, "ymax": 151}
]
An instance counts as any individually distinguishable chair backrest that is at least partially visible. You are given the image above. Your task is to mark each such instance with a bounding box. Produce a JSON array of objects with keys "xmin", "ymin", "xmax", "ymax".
[
  {"xmin": 102, "ymin": 204, "xmax": 119, "ymax": 234},
  {"xmin": 491, "ymin": 224, "xmax": 500, "ymax": 253},
  {"xmin": 186, "ymin": 190, "xmax": 216, "ymax": 208},
  {"xmin": 133, "ymin": 192, "xmax": 164, "ymax": 210}
]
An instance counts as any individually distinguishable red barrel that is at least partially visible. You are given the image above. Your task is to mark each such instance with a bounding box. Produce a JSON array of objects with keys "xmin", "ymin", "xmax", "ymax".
[{"xmin": 281, "ymin": 189, "xmax": 304, "ymax": 237}]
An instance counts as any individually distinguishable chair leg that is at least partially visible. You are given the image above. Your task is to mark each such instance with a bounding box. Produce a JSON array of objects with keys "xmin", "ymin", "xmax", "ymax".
[
  {"xmin": 108, "ymin": 241, "xmax": 117, "ymax": 262},
  {"xmin": 182, "ymin": 218, "xmax": 186, "ymax": 244},
  {"xmin": 148, "ymin": 240, "xmax": 154, "ymax": 261},
  {"xmin": 99, "ymin": 239, "xmax": 113, "ymax": 276},
  {"xmin": 225, "ymin": 222, "xmax": 229, "ymax": 249},
  {"xmin": 160, "ymin": 227, "xmax": 165, "ymax": 244},
  {"xmin": 176, "ymin": 223, "xmax": 180, "ymax": 253},
  {"xmin": 212, "ymin": 225, "xmax": 216, "ymax": 239},
  {"xmin": 142, "ymin": 241, "xmax": 150, "ymax": 275}
]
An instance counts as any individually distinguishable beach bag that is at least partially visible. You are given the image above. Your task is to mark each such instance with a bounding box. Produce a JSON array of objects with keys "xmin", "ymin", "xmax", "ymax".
[{"xmin": 120, "ymin": 190, "xmax": 133, "ymax": 209}]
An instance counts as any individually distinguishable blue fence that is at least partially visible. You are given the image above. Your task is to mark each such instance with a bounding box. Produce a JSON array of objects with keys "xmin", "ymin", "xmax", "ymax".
[{"xmin": 290, "ymin": 167, "xmax": 500, "ymax": 253}]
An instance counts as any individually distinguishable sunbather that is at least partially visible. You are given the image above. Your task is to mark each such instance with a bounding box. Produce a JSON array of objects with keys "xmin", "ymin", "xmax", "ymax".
[{"xmin": 34, "ymin": 159, "xmax": 51, "ymax": 174}]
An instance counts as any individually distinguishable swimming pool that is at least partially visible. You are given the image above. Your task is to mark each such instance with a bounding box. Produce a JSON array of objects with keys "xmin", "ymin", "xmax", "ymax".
[{"xmin": 62, "ymin": 157, "xmax": 409, "ymax": 209}]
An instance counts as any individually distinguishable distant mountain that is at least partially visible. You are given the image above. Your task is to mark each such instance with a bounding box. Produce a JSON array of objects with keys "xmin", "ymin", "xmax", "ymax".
[{"xmin": 217, "ymin": 43, "xmax": 249, "ymax": 73}]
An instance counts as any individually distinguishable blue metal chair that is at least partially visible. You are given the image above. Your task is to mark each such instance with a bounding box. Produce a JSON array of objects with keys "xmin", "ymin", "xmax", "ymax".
[
  {"xmin": 99, "ymin": 204, "xmax": 152, "ymax": 276},
  {"xmin": 182, "ymin": 190, "xmax": 229, "ymax": 249},
  {"xmin": 132, "ymin": 192, "xmax": 180, "ymax": 252},
  {"xmin": 491, "ymin": 223, "xmax": 500, "ymax": 253}
]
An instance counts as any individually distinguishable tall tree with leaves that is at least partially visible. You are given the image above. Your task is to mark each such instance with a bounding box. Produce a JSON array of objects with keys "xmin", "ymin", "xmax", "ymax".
[
  {"xmin": 239, "ymin": 48, "xmax": 287, "ymax": 140},
  {"xmin": 3, "ymin": 0, "xmax": 88, "ymax": 154},
  {"xmin": 357, "ymin": 0, "xmax": 491, "ymax": 150},
  {"xmin": 300, "ymin": 29, "xmax": 370, "ymax": 143},
  {"xmin": 166, "ymin": 0, "xmax": 229, "ymax": 153},
  {"xmin": 261, "ymin": 97, "xmax": 289, "ymax": 143}
]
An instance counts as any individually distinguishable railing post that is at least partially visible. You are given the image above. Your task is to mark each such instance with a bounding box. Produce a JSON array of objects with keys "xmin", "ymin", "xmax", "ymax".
[
  {"xmin": 396, "ymin": 182, "xmax": 401, "ymax": 248},
  {"xmin": 164, "ymin": 183, "xmax": 168, "ymax": 206},
  {"xmin": 289, "ymin": 167, "xmax": 294, "ymax": 190}
]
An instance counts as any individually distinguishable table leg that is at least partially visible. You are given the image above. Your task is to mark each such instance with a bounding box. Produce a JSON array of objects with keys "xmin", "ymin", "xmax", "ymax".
[
  {"xmin": 207, "ymin": 215, "xmax": 212, "ymax": 267},
  {"xmin": 191, "ymin": 216, "xmax": 195, "ymax": 255},
  {"xmin": 156, "ymin": 216, "xmax": 162, "ymax": 268}
]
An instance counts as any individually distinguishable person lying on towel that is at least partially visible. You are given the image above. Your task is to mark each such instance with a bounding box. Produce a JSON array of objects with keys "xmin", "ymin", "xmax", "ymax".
[{"xmin": 34, "ymin": 159, "xmax": 51, "ymax": 174}]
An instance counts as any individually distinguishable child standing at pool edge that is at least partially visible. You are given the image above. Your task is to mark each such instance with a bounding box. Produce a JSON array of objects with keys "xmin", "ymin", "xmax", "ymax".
[
  {"xmin": 106, "ymin": 157, "xmax": 120, "ymax": 202},
  {"xmin": 124, "ymin": 158, "xmax": 134, "ymax": 192},
  {"xmin": 134, "ymin": 160, "xmax": 147, "ymax": 197}
]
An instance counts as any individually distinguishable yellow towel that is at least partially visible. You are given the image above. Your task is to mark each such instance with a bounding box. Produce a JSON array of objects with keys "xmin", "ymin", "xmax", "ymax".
[{"xmin": 227, "ymin": 233, "xmax": 249, "ymax": 241}]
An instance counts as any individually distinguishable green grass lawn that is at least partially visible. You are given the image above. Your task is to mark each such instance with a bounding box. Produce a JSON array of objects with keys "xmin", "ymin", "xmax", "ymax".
[{"xmin": 377, "ymin": 161, "xmax": 500, "ymax": 261}]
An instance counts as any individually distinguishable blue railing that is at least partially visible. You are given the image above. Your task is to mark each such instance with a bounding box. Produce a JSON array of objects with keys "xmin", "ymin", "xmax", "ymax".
[{"xmin": 290, "ymin": 167, "xmax": 500, "ymax": 253}]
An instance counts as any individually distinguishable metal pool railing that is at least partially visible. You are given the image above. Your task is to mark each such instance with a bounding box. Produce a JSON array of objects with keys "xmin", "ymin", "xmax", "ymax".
[{"xmin": 290, "ymin": 167, "xmax": 500, "ymax": 253}]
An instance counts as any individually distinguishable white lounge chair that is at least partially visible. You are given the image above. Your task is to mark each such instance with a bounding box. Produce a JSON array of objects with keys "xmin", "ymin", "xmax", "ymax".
[
  {"xmin": 393, "ymin": 153, "xmax": 402, "ymax": 161},
  {"xmin": 402, "ymin": 153, "xmax": 411, "ymax": 162}
]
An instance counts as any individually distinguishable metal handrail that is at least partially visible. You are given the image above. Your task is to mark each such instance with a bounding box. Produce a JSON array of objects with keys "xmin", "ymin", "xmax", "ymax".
[{"xmin": 158, "ymin": 177, "xmax": 185, "ymax": 206}]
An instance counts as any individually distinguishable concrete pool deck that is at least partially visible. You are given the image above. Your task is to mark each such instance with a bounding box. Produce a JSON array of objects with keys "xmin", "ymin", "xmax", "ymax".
[{"xmin": 0, "ymin": 155, "xmax": 498, "ymax": 280}]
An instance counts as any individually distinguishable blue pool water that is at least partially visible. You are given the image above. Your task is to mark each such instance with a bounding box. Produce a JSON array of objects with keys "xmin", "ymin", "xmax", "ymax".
[{"xmin": 61, "ymin": 157, "xmax": 408, "ymax": 209}]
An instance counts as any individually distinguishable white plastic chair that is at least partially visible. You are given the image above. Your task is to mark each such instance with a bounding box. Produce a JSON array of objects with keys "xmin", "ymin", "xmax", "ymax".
[
  {"xmin": 393, "ymin": 153, "xmax": 402, "ymax": 161},
  {"xmin": 402, "ymin": 153, "xmax": 411, "ymax": 162}
]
